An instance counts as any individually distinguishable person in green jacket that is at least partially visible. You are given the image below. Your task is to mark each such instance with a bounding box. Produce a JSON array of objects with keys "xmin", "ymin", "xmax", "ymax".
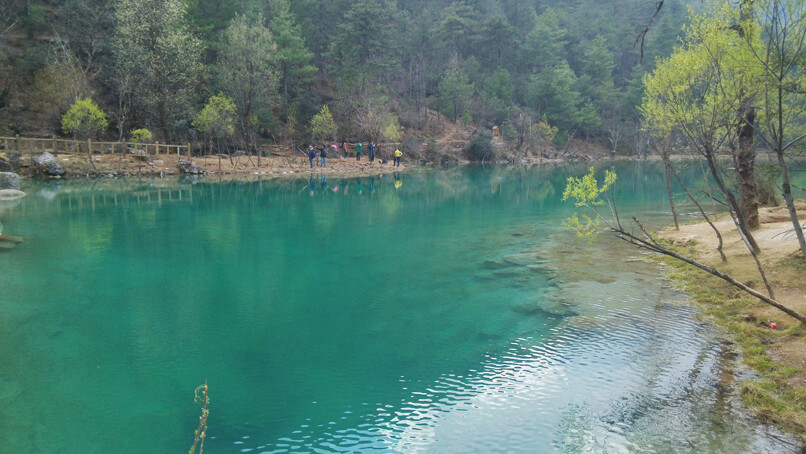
[{"xmin": 356, "ymin": 142, "xmax": 362, "ymax": 161}]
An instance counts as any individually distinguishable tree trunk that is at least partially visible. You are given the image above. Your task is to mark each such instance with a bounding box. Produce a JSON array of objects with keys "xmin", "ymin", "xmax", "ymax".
[
  {"xmin": 737, "ymin": 102, "xmax": 760, "ymax": 228},
  {"xmin": 736, "ymin": 0, "xmax": 760, "ymax": 229},
  {"xmin": 704, "ymin": 149, "xmax": 761, "ymax": 253},
  {"xmin": 661, "ymin": 153, "xmax": 680, "ymax": 230},
  {"xmin": 662, "ymin": 154, "xmax": 679, "ymax": 230},
  {"xmin": 776, "ymin": 150, "xmax": 806, "ymax": 258},
  {"xmin": 670, "ymin": 164, "xmax": 727, "ymax": 262}
]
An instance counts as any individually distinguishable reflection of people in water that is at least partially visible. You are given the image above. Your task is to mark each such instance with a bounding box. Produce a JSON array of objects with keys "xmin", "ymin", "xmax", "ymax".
[
  {"xmin": 309, "ymin": 174, "xmax": 315, "ymax": 196},
  {"xmin": 394, "ymin": 172, "xmax": 402, "ymax": 189},
  {"xmin": 369, "ymin": 177, "xmax": 375, "ymax": 194},
  {"xmin": 320, "ymin": 174, "xmax": 328, "ymax": 192},
  {"xmin": 357, "ymin": 180, "xmax": 363, "ymax": 195}
]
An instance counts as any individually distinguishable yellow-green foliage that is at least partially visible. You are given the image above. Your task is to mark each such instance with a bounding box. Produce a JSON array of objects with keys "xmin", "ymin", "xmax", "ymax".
[
  {"xmin": 562, "ymin": 167, "xmax": 617, "ymax": 241},
  {"xmin": 61, "ymin": 98, "xmax": 108, "ymax": 139},
  {"xmin": 193, "ymin": 94, "xmax": 236, "ymax": 139},
  {"xmin": 382, "ymin": 115, "xmax": 403, "ymax": 143},
  {"xmin": 128, "ymin": 128, "xmax": 152, "ymax": 144},
  {"xmin": 533, "ymin": 116, "xmax": 558, "ymax": 144},
  {"xmin": 641, "ymin": 2, "xmax": 762, "ymax": 142},
  {"xmin": 309, "ymin": 104, "xmax": 337, "ymax": 141}
]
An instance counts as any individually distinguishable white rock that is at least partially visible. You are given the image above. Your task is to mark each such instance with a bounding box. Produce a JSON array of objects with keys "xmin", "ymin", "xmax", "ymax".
[{"xmin": 0, "ymin": 189, "xmax": 25, "ymax": 200}]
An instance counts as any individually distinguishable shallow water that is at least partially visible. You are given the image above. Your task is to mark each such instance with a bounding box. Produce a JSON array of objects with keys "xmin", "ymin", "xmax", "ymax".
[{"xmin": 0, "ymin": 163, "xmax": 798, "ymax": 453}]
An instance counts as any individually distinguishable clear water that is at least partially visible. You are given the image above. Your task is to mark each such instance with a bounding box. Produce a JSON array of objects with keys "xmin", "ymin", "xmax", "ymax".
[{"xmin": 0, "ymin": 163, "xmax": 798, "ymax": 453}]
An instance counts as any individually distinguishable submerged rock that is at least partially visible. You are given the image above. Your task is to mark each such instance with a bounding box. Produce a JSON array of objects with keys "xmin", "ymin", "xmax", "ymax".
[
  {"xmin": 177, "ymin": 160, "xmax": 204, "ymax": 175},
  {"xmin": 481, "ymin": 259, "xmax": 510, "ymax": 270},
  {"xmin": 32, "ymin": 152, "xmax": 65, "ymax": 176},
  {"xmin": 0, "ymin": 189, "xmax": 25, "ymax": 199},
  {"xmin": 0, "ymin": 172, "xmax": 20, "ymax": 190},
  {"xmin": 503, "ymin": 252, "xmax": 541, "ymax": 266},
  {"xmin": 511, "ymin": 296, "xmax": 577, "ymax": 317}
]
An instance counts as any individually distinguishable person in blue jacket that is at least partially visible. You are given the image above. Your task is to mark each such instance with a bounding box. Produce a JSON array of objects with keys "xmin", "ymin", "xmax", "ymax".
[
  {"xmin": 307, "ymin": 145, "xmax": 316, "ymax": 168},
  {"xmin": 368, "ymin": 142, "xmax": 376, "ymax": 162}
]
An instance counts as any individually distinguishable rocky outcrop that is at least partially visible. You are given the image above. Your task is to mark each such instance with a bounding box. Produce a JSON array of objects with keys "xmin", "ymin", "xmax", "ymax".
[
  {"xmin": 0, "ymin": 152, "xmax": 20, "ymax": 172},
  {"xmin": 130, "ymin": 149, "xmax": 150, "ymax": 161},
  {"xmin": 32, "ymin": 152, "xmax": 65, "ymax": 176},
  {"xmin": 0, "ymin": 172, "xmax": 20, "ymax": 190},
  {"xmin": 177, "ymin": 160, "xmax": 204, "ymax": 175}
]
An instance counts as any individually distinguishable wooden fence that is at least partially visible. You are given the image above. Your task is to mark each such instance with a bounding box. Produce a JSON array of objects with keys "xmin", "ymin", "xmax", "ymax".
[{"xmin": 0, "ymin": 134, "xmax": 191, "ymax": 158}]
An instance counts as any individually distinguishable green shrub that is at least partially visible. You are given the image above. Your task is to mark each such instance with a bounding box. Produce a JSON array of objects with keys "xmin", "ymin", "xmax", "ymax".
[
  {"xmin": 129, "ymin": 128, "xmax": 153, "ymax": 144},
  {"xmin": 61, "ymin": 98, "xmax": 108, "ymax": 139}
]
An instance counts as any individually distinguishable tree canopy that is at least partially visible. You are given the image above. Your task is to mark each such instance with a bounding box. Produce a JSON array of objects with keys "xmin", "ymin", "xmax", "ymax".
[{"xmin": 1, "ymin": 0, "xmax": 697, "ymax": 145}]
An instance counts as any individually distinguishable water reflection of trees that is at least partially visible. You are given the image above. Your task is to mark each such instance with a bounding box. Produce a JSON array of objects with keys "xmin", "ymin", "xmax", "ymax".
[{"xmin": 5, "ymin": 162, "xmax": 720, "ymax": 230}]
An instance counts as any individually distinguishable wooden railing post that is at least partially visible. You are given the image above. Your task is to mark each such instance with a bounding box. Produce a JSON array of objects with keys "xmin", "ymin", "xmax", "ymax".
[
  {"xmin": 88, "ymin": 138, "xmax": 92, "ymax": 155},
  {"xmin": 187, "ymin": 142, "xmax": 191, "ymax": 159},
  {"xmin": 52, "ymin": 134, "xmax": 57, "ymax": 153},
  {"xmin": 155, "ymin": 141, "xmax": 160, "ymax": 157},
  {"xmin": 15, "ymin": 134, "xmax": 19, "ymax": 151}
]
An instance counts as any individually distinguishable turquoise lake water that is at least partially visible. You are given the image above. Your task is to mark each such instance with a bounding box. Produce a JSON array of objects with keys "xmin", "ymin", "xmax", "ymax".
[{"xmin": 0, "ymin": 163, "xmax": 798, "ymax": 453}]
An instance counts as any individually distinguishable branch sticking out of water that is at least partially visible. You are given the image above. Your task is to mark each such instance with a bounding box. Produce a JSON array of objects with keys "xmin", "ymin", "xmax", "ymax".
[{"xmin": 189, "ymin": 382, "xmax": 209, "ymax": 454}]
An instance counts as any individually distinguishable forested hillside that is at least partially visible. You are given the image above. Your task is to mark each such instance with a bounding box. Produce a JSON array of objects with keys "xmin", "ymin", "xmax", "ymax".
[{"xmin": 0, "ymin": 0, "xmax": 693, "ymax": 152}]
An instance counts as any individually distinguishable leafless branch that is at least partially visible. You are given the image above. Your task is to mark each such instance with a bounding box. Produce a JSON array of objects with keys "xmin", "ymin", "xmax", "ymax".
[{"xmin": 635, "ymin": 1, "xmax": 665, "ymax": 62}]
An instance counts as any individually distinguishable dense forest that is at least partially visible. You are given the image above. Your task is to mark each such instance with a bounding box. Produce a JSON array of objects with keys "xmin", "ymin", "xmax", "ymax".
[{"xmin": 0, "ymin": 0, "xmax": 696, "ymax": 151}]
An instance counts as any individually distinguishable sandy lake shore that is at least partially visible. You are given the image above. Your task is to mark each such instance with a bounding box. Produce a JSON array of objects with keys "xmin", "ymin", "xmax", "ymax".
[{"xmin": 659, "ymin": 204, "xmax": 806, "ymax": 437}]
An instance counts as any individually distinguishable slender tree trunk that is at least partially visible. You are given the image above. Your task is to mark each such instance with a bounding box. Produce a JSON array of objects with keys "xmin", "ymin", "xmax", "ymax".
[
  {"xmin": 704, "ymin": 148, "xmax": 761, "ymax": 253},
  {"xmin": 670, "ymin": 165, "xmax": 727, "ymax": 262},
  {"xmin": 699, "ymin": 160, "xmax": 718, "ymax": 219},
  {"xmin": 776, "ymin": 150, "xmax": 806, "ymax": 258},
  {"xmin": 662, "ymin": 154, "xmax": 679, "ymax": 230}
]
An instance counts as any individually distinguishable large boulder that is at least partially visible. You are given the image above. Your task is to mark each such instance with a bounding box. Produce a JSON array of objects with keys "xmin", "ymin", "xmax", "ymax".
[
  {"xmin": 130, "ymin": 149, "xmax": 150, "ymax": 162},
  {"xmin": 0, "ymin": 152, "xmax": 20, "ymax": 172},
  {"xmin": 0, "ymin": 172, "xmax": 20, "ymax": 190},
  {"xmin": 32, "ymin": 152, "xmax": 65, "ymax": 176},
  {"xmin": 177, "ymin": 160, "xmax": 204, "ymax": 175}
]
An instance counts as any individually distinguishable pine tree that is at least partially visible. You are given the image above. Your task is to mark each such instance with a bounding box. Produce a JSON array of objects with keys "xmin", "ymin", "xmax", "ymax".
[{"xmin": 269, "ymin": 0, "xmax": 316, "ymax": 115}]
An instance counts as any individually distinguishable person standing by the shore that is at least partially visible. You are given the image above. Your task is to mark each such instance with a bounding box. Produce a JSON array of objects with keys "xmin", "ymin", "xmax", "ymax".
[
  {"xmin": 343, "ymin": 141, "xmax": 349, "ymax": 160},
  {"xmin": 368, "ymin": 142, "xmax": 375, "ymax": 162},
  {"xmin": 319, "ymin": 144, "xmax": 327, "ymax": 167},
  {"xmin": 394, "ymin": 148, "xmax": 402, "ymax": 167},
  {"xmin": 307, "ymin": 145, "xmax": 316, "ymax": 168},
  {"xmin": 356, "ymin": 142, "xmax": 362, "ymax": 161}
]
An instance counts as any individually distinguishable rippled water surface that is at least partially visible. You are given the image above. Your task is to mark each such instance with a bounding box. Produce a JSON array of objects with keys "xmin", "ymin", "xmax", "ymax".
[{"xmin": 0, "ymin": 163, "xmax": 798, "ymax": 452}]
